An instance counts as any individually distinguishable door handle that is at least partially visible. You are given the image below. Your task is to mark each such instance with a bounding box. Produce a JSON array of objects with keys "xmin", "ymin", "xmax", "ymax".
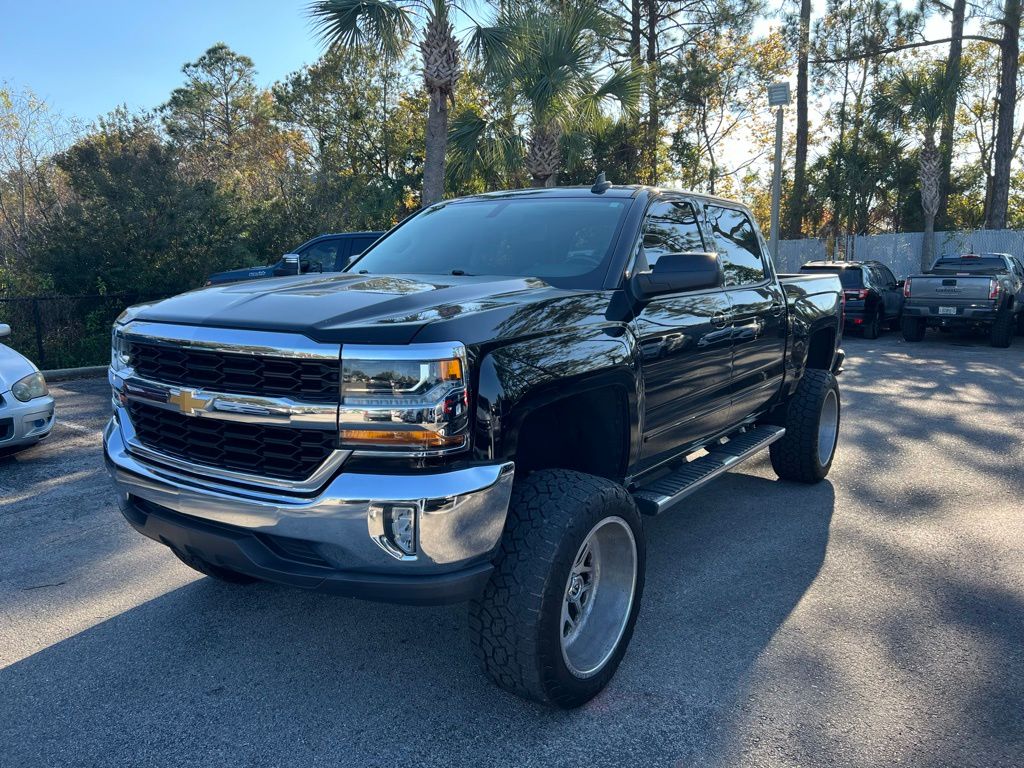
[{"xmin": 711, "ymin": 312, "xmax": 731, "ymax": 328}]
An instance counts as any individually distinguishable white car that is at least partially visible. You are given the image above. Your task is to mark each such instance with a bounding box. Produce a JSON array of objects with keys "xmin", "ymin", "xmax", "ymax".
[{"xmin": 0, "ymin": 323, "xmax": 55, "ymax": 451}]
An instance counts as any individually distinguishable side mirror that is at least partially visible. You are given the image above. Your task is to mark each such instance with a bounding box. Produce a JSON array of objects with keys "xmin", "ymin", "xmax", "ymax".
[
  {"xmin": 895, "ymin": 279, "xmax": 905, "ymax": 288},
  {"xmin": 632, "ymin": 252, "xmax": 723, "ymax": 299},
  {"xmin": 0, "ymin": 323, "xmax": 10, "ymax": 339}
]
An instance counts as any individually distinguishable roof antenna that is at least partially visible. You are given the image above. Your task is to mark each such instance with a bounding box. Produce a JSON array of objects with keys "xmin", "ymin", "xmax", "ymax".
[{"xmin": 591, "ymin": 171, "xmax": 612, "ymax": 194}]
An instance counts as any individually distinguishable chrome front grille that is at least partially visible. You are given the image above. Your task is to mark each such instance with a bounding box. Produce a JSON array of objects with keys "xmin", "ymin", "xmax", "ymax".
[
  {"xmin": 113, "ymin": 321, "xmax": 346, "ymax": 489},
  {"xmin": 127, "ymin": 400, "xmax": 336, "ymax": 481},
  {"xmin": 129, "ymin": 341, "xmax": 340, "ymax": 403}
]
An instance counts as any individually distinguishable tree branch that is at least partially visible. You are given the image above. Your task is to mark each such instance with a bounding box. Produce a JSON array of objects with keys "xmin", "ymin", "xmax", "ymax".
[{"xmin": 812, "ymin": 34, "xmax": 1003, "ymax": 64}]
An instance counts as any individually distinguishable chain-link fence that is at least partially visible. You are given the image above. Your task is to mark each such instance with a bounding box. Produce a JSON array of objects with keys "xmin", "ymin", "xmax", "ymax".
[
  {"xmin": 777, "ymin": 229, "xmax": 1024, "ymax": 279},
  {"xmin": 0, "ymin": 294, "xmax": 164, "ymax": 370}
]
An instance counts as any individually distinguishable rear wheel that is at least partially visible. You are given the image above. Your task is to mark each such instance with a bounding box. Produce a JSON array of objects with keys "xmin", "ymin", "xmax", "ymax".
[
  {"xmin": 172, "ymin": 550, "xmax": 260, "ymax": 584},
  {"xmin": 902, "ymin": 317, "xmax": 926, "ymax": 342},
  {"xmin": 862, "ymin": 308, "xmax": 882, "ymax": 339},
  {"xmin": 469, "ymin": 469, "xmax": 645, "ymax": 708},
  {"xmin": 990, "ymin": 310, "xmax": 1014, "ymax": 348},
  {"xmin": 770, "ymin": 369, "xmax": 840, "ymax": 484}
]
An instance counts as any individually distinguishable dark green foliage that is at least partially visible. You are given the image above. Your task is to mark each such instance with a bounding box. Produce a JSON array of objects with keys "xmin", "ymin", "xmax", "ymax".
[{"xmin": 36, "ymin": 111, "xmax": 244, "ymax": 297}]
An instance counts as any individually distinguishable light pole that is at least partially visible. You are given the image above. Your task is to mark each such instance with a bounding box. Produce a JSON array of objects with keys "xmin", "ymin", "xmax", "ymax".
[{"xmin": 767, "ymin": 82, "xmax": 791, "ymax": 261}]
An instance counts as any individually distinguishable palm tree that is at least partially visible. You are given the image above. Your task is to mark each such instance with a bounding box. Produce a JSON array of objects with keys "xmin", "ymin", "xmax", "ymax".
[
  {"xmin": 309, "ymin": 0, "xmax": 459, "ymax": 207},
  {"xmin": 454, "ymin": 3, "xmax": 641, "ymax": 187},
  {"xmin": 875, "ymin": 64, "xmax": 954, "ymax": 271}
]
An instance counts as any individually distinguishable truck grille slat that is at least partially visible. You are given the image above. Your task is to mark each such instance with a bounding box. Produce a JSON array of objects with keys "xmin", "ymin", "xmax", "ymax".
[
  {"xmin": 128, "ymin": 401, "xmax": 336, "ymax": 481},
  {"xmin": 129, "ymin": 342, "xmax": 340, "ymax": 403}
]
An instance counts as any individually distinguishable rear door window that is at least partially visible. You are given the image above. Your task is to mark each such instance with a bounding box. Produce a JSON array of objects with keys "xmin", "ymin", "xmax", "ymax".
[{"xmin": 705, "ymin": 205, "xmax": 765, "ymax": 286}]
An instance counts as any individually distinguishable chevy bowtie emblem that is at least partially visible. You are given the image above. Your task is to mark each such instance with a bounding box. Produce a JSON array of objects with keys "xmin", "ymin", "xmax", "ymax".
[{"xmin": 167, "ymin": 388, "xmax": 211, "ymax": 416}]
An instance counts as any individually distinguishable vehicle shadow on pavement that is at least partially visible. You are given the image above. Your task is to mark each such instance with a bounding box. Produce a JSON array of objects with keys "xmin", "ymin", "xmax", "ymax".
[{"xmin": 0, "ymin": 470, "xmax": 833, "ymax": 768}]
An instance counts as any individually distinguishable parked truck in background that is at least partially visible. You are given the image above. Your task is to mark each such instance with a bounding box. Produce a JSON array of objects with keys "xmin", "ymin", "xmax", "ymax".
[
  {"xmin": 104, "ymin": 183, "xmax": 844, "ymax": 707},
  {"xmin": 206, "ymin": 231, "xmax": 384, "ymax": 285},
  {"xmin": 902, "ymin": 253, "xmax": 1024, "ymax": 347}
]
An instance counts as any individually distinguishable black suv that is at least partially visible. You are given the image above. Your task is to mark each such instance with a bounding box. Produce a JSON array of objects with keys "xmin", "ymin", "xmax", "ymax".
[
  {"xmin": 800, "ymin": 260, "xmax": 904, "ymax": 339},
  {"xmin": 206, "ymin": 232, "xmax": 385, "ymax": 285}
]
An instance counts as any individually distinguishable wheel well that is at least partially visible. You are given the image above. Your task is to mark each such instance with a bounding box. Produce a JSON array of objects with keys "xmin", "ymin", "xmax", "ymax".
[
  {"xmin": 514, "ymin": 387, "xmax": 629, "ymax": 482},
  {"xmin": 805, "ymin": 327, "xmax": 836, "ymax": 370}
]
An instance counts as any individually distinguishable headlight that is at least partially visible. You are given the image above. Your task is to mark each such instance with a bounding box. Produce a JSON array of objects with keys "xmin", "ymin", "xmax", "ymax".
[
  {"xmin": 340, "ymin": 344, "xmax": 470, "ymax": 454},
  {"xmin": 110, "ymin": 329, "xmax": 132, "ymax": 373},
  {"xmin": 12, "ymin": 371, "xmax": 49, "ymax": 402}
]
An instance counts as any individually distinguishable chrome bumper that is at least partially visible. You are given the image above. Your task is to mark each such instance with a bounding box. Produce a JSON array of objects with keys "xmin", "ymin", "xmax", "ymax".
[
  {"xmin": 103, "ymin": 415, "xmax": 514, "ymax": 579},
  {"xmin": 0, "ymin": 393, "xmax": 55, "ymax": 447}
]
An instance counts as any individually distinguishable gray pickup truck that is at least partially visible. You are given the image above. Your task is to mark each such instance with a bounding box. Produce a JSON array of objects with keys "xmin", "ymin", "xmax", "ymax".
[{"xmin": 902, "ymin": 253, "xmax": 1024, "ymax": 347}]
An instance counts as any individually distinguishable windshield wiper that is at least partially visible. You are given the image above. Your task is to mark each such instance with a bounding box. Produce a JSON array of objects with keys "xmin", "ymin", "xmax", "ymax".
[{"xmin": 450, "ymin": 269, "xmax": 475, "ymax": 276}]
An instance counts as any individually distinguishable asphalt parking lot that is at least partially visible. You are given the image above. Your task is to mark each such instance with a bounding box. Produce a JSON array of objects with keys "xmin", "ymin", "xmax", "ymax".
[{"xmin": 1, "ymin": 331, "xmax": 1022, "ymax": 767}]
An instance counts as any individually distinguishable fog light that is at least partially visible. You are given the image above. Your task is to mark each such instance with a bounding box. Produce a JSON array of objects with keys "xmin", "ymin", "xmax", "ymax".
[
  {"xmin": 390, "ymin": 506, "xmax": 416, "ymax": 555},
  {"xmin": 368, "ymin": 503, "xmax": 418, "ymax": 559}
]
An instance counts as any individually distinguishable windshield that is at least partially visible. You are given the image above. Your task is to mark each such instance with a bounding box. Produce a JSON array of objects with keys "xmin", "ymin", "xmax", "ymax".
[
  {"xmin": 801, "ymin": 265, "xmax": 862, "ymax": 289},
  {"xmin": 931, "ymin": 257, "xmax": 1007, "ymax": 274},
  {"xmin": 348, "ymin": 197, "xmax": 630, "ymax": 287}
]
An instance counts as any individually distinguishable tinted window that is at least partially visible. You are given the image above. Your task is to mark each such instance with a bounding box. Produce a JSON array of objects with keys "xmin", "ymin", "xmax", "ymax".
[
  {"xmin": 874, "ymin": 264, "xmax": 896, "ymax": 287},
  {"xmin": 706, "ymin": 205, "xmax": 765, "ymax": 286},
  {"xmin": 348, "ymin": 198, "xmax": 629, "ymax": 287},
  {"xmin": 642, "ymin": 200, "xmax": 704, "ymax": 266},
  {"xmin": 800, "ymin": 265, "xmax": 863, "ymax": 289},
  {"xmin": 349, "ymin": 236, "xmax": 378, "ymax": 257},
  {"xmin": 300, "ymin": 239, "xmax": 343, "ymax": 270},
  {"xmin": 931, "ymin": 257, "xmax": 1008, "ymax": 274}
]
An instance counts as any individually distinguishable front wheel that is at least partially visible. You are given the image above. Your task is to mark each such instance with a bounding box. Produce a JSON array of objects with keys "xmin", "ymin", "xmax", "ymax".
[
  {"xmin": 469, "ymin": 469, "xmax": 645, "ymax": 708},
  {"xmin": 770, "ymin": 369, "xmax": 840, "ymax": 484}
]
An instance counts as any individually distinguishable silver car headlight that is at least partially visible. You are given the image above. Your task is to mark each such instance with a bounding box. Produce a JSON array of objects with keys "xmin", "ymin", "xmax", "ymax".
[
  {"xmin": 12, "ymin": 371, "xmax": 49, "ymax": 402},
  {"xmin": 340, "ymin": 344, "xmax": 470, "ymax": 454},
  {"xmin": 110, "ymin": 329, "xmax": 132, "ymax": 374}
]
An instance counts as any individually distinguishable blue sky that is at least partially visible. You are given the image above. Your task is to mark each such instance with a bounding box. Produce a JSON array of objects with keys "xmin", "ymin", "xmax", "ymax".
[
  {"xmin": 2, "ymin": 0, "xmax": 325, "ymax": 123},
  {"xmin": 3, "ymin": 0, "xmax": 957, "ymax": 128}
]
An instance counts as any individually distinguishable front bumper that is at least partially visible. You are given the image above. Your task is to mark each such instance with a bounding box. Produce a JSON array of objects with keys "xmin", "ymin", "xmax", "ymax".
[
  {"xmin": 0, "ymin": 392, "xmax": 55, "ymax": 448},
  {"xmin": 103, "ymin": 417, "xmax": 515, "ymax": 604}
]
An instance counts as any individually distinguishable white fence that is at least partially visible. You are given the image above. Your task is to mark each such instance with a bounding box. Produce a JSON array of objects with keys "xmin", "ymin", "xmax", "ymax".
[{"xmin": 775, "ymin": 229, "xmax": 1024, "ymax": 278}]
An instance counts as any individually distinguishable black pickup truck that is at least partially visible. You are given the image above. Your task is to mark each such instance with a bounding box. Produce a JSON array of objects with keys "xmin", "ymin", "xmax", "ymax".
[
  {"xmin": 206, "ymin": 231, "xmax": 384, "ymax": 285},
  {"xmin": 104, "ymin": 184, "xmax": 844, "ymax": 707}
]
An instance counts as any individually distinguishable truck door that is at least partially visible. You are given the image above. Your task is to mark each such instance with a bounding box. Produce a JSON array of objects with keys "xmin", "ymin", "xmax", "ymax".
[
  {"xmin": 704, "ymin": 203, "xmax": 787, "ymax": 419},
  {"xmin": 632, "ymin": 197, "xmax": 734, "ymax": 467}
]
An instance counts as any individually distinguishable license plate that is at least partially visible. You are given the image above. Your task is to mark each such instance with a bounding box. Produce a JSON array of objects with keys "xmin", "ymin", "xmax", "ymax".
[{"xmin": 938, "ymin": 306, "xmax": 957, "ymax": 315}]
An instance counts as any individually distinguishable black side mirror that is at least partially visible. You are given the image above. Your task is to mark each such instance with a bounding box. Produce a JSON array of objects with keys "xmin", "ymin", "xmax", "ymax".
[{"xmin": 632, "ymin": 252, "xmax": 723, "ymax": 299}]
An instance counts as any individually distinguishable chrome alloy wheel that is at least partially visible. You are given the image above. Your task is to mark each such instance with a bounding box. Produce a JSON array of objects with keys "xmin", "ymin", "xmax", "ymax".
[
  {"xmin": 560, "ymin": 516, "xmax": 638, "ymax": 678},
  {"xmin": 818, "ymin": 388, "xmax": 839, "ymax": 466}
]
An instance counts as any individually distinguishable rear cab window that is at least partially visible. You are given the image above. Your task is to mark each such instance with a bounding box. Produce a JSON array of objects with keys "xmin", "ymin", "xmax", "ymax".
[
  {"xmin": 931, "ymin": 257, "xmax": 1009, "ymax": 275},
  {"xmin": 801, "ymin": 265, "xmax": 863, "ymax": 290}
]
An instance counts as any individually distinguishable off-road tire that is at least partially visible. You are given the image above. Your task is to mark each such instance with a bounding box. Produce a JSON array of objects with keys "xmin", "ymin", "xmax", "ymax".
[
  {"xmin": 990, "ymin": 310, "xmax": 1014, "ymax": 348},
  {"xmin": 862, "ymin": 308, "xmax": 882, "ymax": 339},
  {"xmin": 902, "ymin": 317, "xmax": 926, "ymax": 342},
  {"xmin": 469, "ymin": 469, "xmax": 645, "ymax": 708},
  {"xmin": 769, "ymin": 369, "xmax": 840, "ymax": 484},
  {"xmin": 172, "ymin": 550, "xmax": 260, "ymax": 584}
]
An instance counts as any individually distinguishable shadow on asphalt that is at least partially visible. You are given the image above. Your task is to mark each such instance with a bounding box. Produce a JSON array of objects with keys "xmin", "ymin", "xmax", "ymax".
[{"xmin": 0, "ymin": 471, "xmax": 834, "ymax": 766}]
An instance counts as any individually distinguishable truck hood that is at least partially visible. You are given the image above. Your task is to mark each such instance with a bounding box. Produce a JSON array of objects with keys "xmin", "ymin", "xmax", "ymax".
[
  {"xmin": 124, "ymin": 272, "xmax": 576, "ymax": 345},
  {"xmin": 0, "ymin": 343, "xmax": 40, "ymax": 393}
]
